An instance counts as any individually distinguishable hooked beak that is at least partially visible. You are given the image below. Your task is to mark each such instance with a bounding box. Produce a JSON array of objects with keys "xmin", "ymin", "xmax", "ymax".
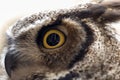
[{"xmin": 5, "ymin": 50, "xmax": 18, "ymax": 77}]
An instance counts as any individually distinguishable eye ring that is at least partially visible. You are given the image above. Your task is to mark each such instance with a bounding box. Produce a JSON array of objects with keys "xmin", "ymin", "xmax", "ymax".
[{"xmin": 43, "ymin": 29, "xmax": 65, "ymax": 49}]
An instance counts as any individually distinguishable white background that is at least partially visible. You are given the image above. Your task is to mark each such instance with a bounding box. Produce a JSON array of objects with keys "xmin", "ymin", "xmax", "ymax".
[{"xmin": 0, "ymin": 0, "xmax": 92, "ymax": 28}]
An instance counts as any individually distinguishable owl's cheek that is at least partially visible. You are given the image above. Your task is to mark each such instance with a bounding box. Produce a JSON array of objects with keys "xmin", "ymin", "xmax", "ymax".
[{"xmin": 9, "ymin": 66, "xmax": 48, "ymax": 80}]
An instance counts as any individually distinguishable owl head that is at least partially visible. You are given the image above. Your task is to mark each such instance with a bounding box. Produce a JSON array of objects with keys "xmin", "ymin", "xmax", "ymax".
[{"xmin": 4, "ymin": 1, "xmax": 120, "ymax": 80}]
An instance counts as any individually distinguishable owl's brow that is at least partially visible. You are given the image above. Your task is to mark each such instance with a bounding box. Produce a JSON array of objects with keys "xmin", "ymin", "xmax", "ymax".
[{"xmin": 57, "ymin": 4, "xmax": 106, "ymax": 19}]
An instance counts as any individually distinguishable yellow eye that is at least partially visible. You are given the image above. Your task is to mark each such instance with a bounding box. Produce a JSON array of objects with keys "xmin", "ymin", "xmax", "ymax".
[{"xmin": 43, "ymin": 29, "xmax": 65, "ymax": 49}]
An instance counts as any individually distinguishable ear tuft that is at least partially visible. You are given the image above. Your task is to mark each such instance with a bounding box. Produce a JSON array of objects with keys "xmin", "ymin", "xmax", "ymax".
[
  {"xmin": 101, "ymin": 0, "xmax": 120, "ymax": 9},
  {"xmin": 99, "ymin": 8, "xmax": 120, "ymax": 23},
  {"xmin": 97, "ymin": 0, "xmax": 120, "ymax": 23}
]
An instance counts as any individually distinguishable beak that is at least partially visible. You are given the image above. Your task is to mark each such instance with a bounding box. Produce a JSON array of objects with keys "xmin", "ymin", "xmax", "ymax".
[{"xmin": 5, "ymin": 50, "xmax": 18, "ymax": 77}]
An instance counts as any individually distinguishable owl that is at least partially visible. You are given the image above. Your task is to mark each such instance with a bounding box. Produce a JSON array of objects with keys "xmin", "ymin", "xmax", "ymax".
[{"xmin": 0, "ymin": 0, "xmax": 120, "ymax": 80}]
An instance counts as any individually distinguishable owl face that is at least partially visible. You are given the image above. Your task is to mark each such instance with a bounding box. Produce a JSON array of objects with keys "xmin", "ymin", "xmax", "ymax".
[{"xmin": 5, "ymin": 1, "xmax": 120, "ymax": 80}]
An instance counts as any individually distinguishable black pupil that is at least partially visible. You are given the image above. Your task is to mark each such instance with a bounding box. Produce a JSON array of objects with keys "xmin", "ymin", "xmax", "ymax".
[{"xmin": 47, "ymin": 33, "xmax": 60, "ymax": 46}]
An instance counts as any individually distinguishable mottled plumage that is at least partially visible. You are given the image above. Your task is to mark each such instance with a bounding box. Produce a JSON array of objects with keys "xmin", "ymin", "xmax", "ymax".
[{"xmin": 1, "ymin": 0, "xmax": 120, "ymax": 80}]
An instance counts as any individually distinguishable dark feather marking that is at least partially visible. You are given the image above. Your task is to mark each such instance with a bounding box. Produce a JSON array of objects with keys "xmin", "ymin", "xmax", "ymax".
[
  {"xmin": 68, "ymin": 21, "xmax": 94, "ymax": 69},
  {"xmin": 58, "ymin": 71, "xmax": 79, "ymax": 80}
]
